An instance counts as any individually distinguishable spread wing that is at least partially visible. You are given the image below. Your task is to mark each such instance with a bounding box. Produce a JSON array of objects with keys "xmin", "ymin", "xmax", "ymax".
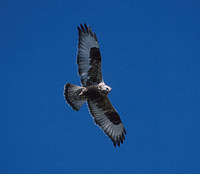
[
  {"xmin": 87, "ymin": 96, "xmax": 126, "ymax": 147},
  {"xmin": 77, "ymin": 24, "xmax": 103, "ymax": 87}
]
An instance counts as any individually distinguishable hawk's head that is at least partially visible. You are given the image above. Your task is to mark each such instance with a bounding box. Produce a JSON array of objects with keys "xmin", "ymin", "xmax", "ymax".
[{"xmin": 98, "ymin": 82, "xmax": 112, "ymax": 94}]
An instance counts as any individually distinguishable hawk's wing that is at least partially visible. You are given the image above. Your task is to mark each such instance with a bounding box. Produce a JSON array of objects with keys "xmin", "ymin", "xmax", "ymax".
[
  {"xmin": 77, "ymin": 24, "xmax": 103, "ymax": 87},
  {"xmin": 87, "ymin": 96, "xmax": 126, "ymax": 147}
]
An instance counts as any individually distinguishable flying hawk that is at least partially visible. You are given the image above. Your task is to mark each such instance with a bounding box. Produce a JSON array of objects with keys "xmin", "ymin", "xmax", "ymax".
[{"xmin": 64, "ymin": 24, "xmax": 126, "ymax": 147}]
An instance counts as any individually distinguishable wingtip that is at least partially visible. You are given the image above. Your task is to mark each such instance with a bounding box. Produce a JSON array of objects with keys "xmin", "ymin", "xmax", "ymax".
[
  {"xmin": 84, "ymin": 23, "xmax": 88, "ymax": 32},
  {"xmin": 77, "ymin": 23, "xmax": 96, "ymax": 39},
  {"xmin": 122, "ymin": 132, "xmax": 125, "ymax": 140},
  {"xmin": 77, "ymin": 26, "xmax": 81, "ymax": 33},
  {"xmin": 117, "ymin": 141, "xmax": 120, "ymax": 147},
  {"xmin": 123, "ymin": 128, "xmax": 127, "ymax": 134},
  {"xmin": 77, "ymin": 23, "xmax": 85, "ymax": 32},
  {"xmin": 94, "ymin": 32, "xmax": 98, "ymax": 42},
  {"xmin": 113, "ymin": 141, "xmax": 116, "ymax": 147}
]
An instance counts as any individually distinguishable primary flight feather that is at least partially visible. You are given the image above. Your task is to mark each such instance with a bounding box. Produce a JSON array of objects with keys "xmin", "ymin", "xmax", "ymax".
[{"xmin": 64, "ymin": 24, "xmax": 126, "ymax": 147}]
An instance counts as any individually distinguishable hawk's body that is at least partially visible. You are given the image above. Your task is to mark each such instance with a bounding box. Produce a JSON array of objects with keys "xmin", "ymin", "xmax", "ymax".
[{"xmin": 64, "ymin": 24, "xmax": 126, "ymax": 147}]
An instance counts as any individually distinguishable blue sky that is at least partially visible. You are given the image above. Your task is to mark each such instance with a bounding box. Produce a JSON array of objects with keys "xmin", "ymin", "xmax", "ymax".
[{"xmin": 1, "ymin": 0, "xmax": 200, "ymax": 173}]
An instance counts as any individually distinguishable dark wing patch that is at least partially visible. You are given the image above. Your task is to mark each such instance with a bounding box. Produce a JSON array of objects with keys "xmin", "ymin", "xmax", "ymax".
[
  {"xmin": 87, "ymin": 96, "xmax": 126, "ymax": 147},
  {"xmin": 77, "ymin": 24, "xmax": 103, "ymax": 87},
  {"xmin": 105, "ymin": 111, "xmax": 121, "ymax": 125},
  {"xmin": 90, "ymin": 47, "xmax": 101, "ymax": 60}
]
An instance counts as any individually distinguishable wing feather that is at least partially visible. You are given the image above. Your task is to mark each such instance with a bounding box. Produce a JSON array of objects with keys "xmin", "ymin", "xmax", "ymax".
[
  {"xmin": 87, "ymin": 96, "xmax": 126, "ymax": 147},
  {"xmin": 77, "ymin": 24, "xmax": 103, "ymax": 87}
]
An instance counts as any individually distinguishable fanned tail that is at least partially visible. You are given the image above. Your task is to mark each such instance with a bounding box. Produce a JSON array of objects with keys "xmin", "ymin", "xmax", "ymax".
[{"xmin": 64, "ymin": 83, "xmax": 86, "ymax": 111}]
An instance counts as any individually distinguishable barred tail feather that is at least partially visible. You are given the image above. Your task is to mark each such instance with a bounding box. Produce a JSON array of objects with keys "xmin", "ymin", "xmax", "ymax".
[{"xmin": 64, "ymin": 83, "xmax": 86, "ymax": 111}]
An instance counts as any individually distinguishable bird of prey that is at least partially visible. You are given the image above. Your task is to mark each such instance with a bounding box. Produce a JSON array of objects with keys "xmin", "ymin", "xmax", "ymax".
[{"xmin": 64, "ymin": 24, "xmax": 126, "ymax": 147}]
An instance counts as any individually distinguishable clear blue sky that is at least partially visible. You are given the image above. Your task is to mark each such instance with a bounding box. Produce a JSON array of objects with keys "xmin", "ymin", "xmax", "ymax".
[{"xmin": 1, "ymin": 0, "xmax": 200, "ymax": 173}]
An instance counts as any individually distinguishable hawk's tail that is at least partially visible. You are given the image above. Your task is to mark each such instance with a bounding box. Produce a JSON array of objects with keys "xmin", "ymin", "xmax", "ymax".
[{"xmin": 64, "ymin": 83, "xmax": 86, "ymax": 111}]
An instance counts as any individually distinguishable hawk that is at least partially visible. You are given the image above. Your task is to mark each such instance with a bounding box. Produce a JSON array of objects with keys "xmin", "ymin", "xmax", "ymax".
[{"xmin": 64, "ymin": 24, "xmax": 126, "ymax": 147}]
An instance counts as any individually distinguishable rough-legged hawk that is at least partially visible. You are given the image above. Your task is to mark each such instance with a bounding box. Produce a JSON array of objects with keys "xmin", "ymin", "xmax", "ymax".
[{"xmin": 64, "ymin": 24, "xmax": 126, "ymax": 147}]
